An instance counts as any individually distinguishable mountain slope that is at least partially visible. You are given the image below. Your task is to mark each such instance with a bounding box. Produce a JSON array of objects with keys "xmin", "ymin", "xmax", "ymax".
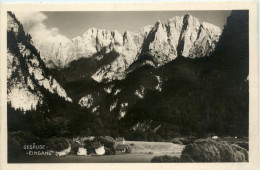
[
  {"xmin": 7, "ymin": 12, "xmax": 71, "ymax": 111},
  {"xmin": 7, "ymin": 12, "xmax": 95, "ymax": 141}
]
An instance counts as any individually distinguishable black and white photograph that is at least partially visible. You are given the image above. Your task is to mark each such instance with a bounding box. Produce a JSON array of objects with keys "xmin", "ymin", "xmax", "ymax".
[{"xmin": 2, "ymin": 2, "xmax": 258, "ymax": 167}]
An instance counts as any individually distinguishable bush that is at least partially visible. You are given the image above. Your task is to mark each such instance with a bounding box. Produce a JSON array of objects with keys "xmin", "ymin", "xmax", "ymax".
[
  {"xmin": 172, "ymin": 138, "xmax": 183, "ymax": 145},
  {"xmin": 83, "ymin": 139, "xmax": 104, "ymax": 154},
  {"xmin": 236, "ymin": 142, "xmax": 249, "ymax": 151},
  {"xmin": 84, "ymin": 139, "xmax": 95, "ymax": 154},
  {"xmin": 180, "ymin": 139, "xmax": 248, "ymax": 162},
  {"xmin": 96, "ymin": 136, "xmax": 115, "ymax": 148},
  {"xmin": 172, "ymin": 137, "xmax": 196, "ymax": 145},
  {"xmin": 151, "ymin": 155, "xmax": 181, "ymax": 162},
  {"xmin": 126, "ymin": 145, "xmax": 132, "ymax": 153},
  {"xmin": 46, "ymin": 137, "xmax": 69, "ymax": 152},
  {"xmin": 104, "ymin": 146, "xmax": 115, "ymax": 155},
  {"xmin": 69, "ymin": 140, "xmax": 79, "ymax": 155},
  {"xmin": 95, "ymin": 136, "xmax": 116, "ymax": 155}
]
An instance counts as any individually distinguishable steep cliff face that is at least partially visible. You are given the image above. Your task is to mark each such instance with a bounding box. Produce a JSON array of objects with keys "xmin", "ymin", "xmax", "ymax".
[
  {"xmin": 178, "ymin": 15, "xmax": 221, "ymax": 58},
  {"xmin": 140, "ymin": 14, "xmax": 221, "ymax": 66},
  {"xmin": 141, "ymin": 20, "xmax": 177, "ymax": 65},
  {"xmin": 37, "ymin": 42, "xmax": 71, "ymax": 68},
  {"xmin": 38, "ymin": 14, "xmax": 221, "ymax": 83},
  {"xmin": 7, "ymin": 12, "xmax": 71, "ymax": 111}
]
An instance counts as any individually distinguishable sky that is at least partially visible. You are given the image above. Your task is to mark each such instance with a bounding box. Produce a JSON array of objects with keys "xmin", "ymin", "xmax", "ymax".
[{"xmin": 14, "ymin": 11, "xmax": 231, "ymax": 45}]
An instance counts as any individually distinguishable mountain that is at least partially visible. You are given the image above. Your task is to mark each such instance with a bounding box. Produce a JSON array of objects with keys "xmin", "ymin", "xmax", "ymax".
[
  {"xmin": 7, "ymin": 12, "xmax": 71, "ymax": 111},
  {"xmin": 7, "ymin": 10, "xmax": 248, "ymax": 143},
  {"xmin": 122, "ymin": 11, "xmax": 249, "ymax": 137},
  {"xmin": 7, "ymin": 12, "xmax": 95, "ymax": 140},
  {"xmin": 39, "ymin": 14, "xmax": 221, "ymax": 83},
  {"xmin": 47, "ymin": 14, "xmax": 222, "ymax": 117},
  {"xmin": 53, "ymin": 11, "xmax": 248, "ymax": 138}
]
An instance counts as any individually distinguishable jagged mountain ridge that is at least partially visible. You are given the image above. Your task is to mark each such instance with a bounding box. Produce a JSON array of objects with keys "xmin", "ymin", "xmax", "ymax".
[
  {"xmin": 60, "ymin": 10, "xmax": 248, "ymax": 133},
  {"xmin": 7, "ymin": 11, "xmax": 249, "ymax": 140},
  {"xmin": 46, "ymin": 14, "xmax": 221, "ymax": 117},
  {"xmin": 39, "ymin": 14, "xmax": 221, "ymax": 83},
  {"xmin": 7, "ymin": 12, "xmax": 71, "ymax": 111}
]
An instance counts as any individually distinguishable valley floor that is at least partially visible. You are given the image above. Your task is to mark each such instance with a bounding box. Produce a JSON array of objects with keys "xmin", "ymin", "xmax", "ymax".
[{"xmin": 11, "ymin": 141, "xmax": 185, "ymax": 163}]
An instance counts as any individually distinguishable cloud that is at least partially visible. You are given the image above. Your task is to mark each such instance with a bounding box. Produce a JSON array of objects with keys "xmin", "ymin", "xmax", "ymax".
[{"xmin": 14, "ymin": 12, "xmax": 70, "ymax": 46}]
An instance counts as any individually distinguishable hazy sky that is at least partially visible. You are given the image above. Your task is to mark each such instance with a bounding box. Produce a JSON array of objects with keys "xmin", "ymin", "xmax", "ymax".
[
  {"xmin": 15, "ymin": 11, "xmax": 231, "ymax": 45},
  {"xmin": 43, "ymin": 11, "xmax": 231, "ymax": 38}
]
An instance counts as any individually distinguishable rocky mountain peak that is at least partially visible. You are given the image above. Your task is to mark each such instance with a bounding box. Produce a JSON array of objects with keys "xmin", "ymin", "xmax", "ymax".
[
  {"xmin": 154, "ymin": 20, "xmax": 166, "ymax": 32},
  {"xmin": 37, "ymin": 14, "xmax": 222, "ymax": 82},
  {"xmin": 123, "ymin": 30, "xmax": 133, "ymax": 41},
  {"xmin": 183, "ymin": 13, "xmax": 190, "ymax": 21},
  {"xmin": 155, "ymin": 20, "xmax": 162, "ymax": 25}
]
